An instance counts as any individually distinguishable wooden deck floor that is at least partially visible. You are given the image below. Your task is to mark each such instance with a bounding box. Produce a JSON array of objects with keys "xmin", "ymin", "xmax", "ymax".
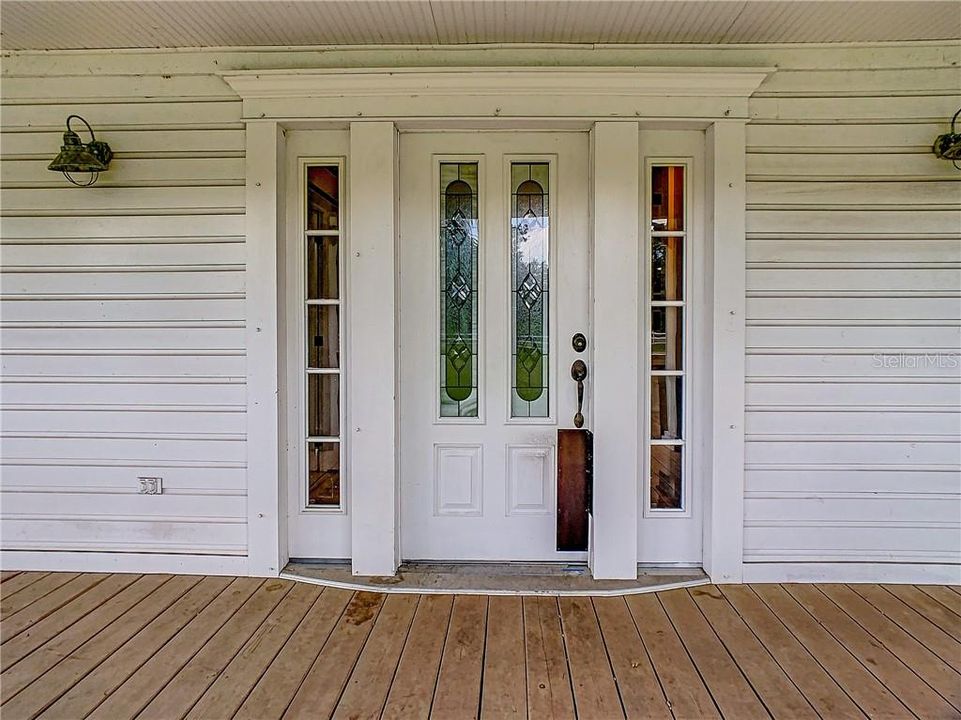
[{"xmin": 1, "ymin": 572, "xmax": 959, "ymax": 719}]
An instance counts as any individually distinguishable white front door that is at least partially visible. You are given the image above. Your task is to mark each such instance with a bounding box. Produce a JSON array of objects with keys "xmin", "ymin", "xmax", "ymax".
[{"xmin": 399, "ymin": 132, "xmax": 590, "ymax": 561}]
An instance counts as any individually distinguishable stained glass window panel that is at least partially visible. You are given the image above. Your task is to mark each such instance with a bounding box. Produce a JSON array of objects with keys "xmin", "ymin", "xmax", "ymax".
[
  {"xmin": 511, "ymin": 162, "xmax": 550, "ymax": 418},
  {"xmin": 651, "ymin": 166, "xmax": 684, "ymax": 232},
  {"xmin": 439, "ymin": 162, "xmax": 479, "ymax": 418}
]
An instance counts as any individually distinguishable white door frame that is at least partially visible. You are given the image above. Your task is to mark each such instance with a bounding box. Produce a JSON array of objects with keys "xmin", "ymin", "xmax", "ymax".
[{"xmin": 225, "ymin": 66, "xmax": 771, "ymax": 580}]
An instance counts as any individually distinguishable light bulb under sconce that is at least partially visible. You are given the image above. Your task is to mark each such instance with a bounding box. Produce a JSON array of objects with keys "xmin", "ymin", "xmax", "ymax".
[{"xmin": 48, "ymin": 114, "xmax": 113, "ymax": 186}]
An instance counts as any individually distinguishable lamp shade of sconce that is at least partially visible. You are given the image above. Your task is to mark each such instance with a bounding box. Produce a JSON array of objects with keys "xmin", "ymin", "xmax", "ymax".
[
  {"xmin": 48, "ymin": 114, "xmax": 113, "ymax": 186},
  {"xmin": 933, "ymin": 108, "xmax": 961, "ymax": 170}
]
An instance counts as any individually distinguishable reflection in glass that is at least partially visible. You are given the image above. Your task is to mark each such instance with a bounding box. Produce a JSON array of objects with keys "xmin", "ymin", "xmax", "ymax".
[
  {"xmin": 304, "ymin": 164, "xmax": 342, "ymax": 508},
  {"xmin": 652, "ymin": 236, "xmax": 683, "ymax": 301},
  {"xmin": 308, "ymin": 374, "xmax": 340, "ymax": 438},
  {"xmin": 511, "ymin": 162, "xmax": 550, "ymax": 418},
  {"xmin": 307, "ymin": 237, "xmax": 339, "ymax": 300},
  {"xmin": 651, "ymin": 307, "xmax": 683, "ymax": 371},
  {"xmin": 440, "ymin": 163, "xmax": 479, "ymax": 417},
  {"xmin": 651, "ymin": 376, "xmax": 682, "ymax": 440},
  {"xmin": 651, "ymin": 166, "xmax": 684, "ymax": 232},
  {"xmin": 307, "ymin": 442, "xmax": 340, "ymax": 506},
  {"xmin": 307, "ymin": 166, "xmax": 339, "ymax": 230},
  {"xmin": 307, "ymin": 305, "xmax": 340, "ymax": 369},
  {"xmin": 650, "ymin": 445, "xmax": 682, "ymax": 509}
]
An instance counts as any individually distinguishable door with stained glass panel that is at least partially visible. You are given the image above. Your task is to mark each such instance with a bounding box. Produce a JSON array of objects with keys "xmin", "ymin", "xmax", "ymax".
[{"xmin": 399, "ymin": 132, "xmax": 590, "ymax": 561}]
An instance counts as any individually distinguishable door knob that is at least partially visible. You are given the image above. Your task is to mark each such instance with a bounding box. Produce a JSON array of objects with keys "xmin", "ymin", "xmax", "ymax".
[{"xmin": 571, "ymin": 359, "xmax": 587, "ymax": 428}]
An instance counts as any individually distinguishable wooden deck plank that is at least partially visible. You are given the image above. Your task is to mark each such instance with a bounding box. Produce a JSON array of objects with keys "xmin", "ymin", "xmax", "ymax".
[
  {"xmin": 2, "ymin": 575, "xmax": 960, "ymax": 720},
  {"xmin": 1, "ymin": 573, "xmax": 108, "ymax": 644},
  {"xmin": 918, "ymin": 584, "xmax": 961, "ymax": 617},
  {"xmin": 333, "ymin": 593, "xmax": 420, "ymax": 720},
  {"xmin": 382, "ymin": 594, "xmax": 454, "ymax": 720},
  {"xmin": 0, "ymin": 572, "xmax": 78, "ymax": 617},
  {"xmin": 884, "ymin": 585, "xmax": 961, "ymax": 641},
  {"xmin": 591, "ymin": 596, "xmax": 669, "ymax": 720},
  {"xmin": 852, "ymin": 583, "xmax": 961, "ymax": 673},
  {"xmin": 785, "ymin": 584, "xmax": 958, "ymax": 719},
  {"xmin": 558, "ymin": 596, "xmax": 623, "ymax": 720},
  {"xmin": 0, "ymin": 573, "xmax": 140, "ymax": 669},
  {"xmin": 187, "ymin": 582, "xmax": 322, "ymax": 719},
  {"xmin": 691, "ymin": 586, "xmax": 818, "ymax": 720},
  {"xmin": 0, "ymin": 574, "xmax": 160, "ymax": 703},
  {"xmin": 658, "ymin": 588, "xmax": 769, "ymax": 719},
  {"xmin": 38, "ymin": 576, "xmax": 233, "ymax": 720},
  {"xmin": 625, "ymin": 592, "xmax": 720, "ymax": 719},
  {"xmin": 524, "ymin": 596, "xmax": 577, "ymax": 720},
  {"xmin": 430, "ymin": 594, "xmax": 488, "ymax": 720},
  {"xmin": 89, "ymin": 578, "xmax": 263, "ymax": 720},
  {"xmin": 0, "ymin": 571, "xmax": 48, "ymax": 598},
  {"xmin": 234, "ymin": 586, "xmax": 352, "ymax": 720},
  {"xmin": 720, "ymin": 586, "xmax": 866, "ymax": 720},
  {"xmin": 752, "ymin": 584, "xmax": 909, "ymax": 718},
  {"xmin": 283, "ymin": 591, "xmax": 386, "ymax": 719},
  {"xmin": 819, "ymin": 583, "xmax": 961, "ymax": 712},
  {"xmin": 137, "ymin": 579, "xmax": 294, "ymax": 720},
  {"xmin": 1, "ymin": 571, "xmax": 22, "ymax": 582},
  {"xmin": 481, "ymin": 595, "xmax": 529, "ymax": 718},
  {"xmin": 1, "ymin": 574, "xmax": 199, "ymax": 719}
]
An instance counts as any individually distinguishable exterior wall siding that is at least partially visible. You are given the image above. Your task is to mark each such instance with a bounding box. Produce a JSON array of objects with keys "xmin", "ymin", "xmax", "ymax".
[
  {"xmin": 743, "ymin": 53, "xmax": 961, "ymax": 572},
  {"xmin": 1, "ymin": 42, "xmax": 958, "ymax": 578},
  {"xmin": 0, "ymin": 72, "xmax": 248, "ymax": 560}
]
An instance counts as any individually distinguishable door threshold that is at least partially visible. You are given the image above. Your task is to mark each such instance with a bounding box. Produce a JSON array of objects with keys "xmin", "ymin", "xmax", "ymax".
[{"xmin": 281, "ymin": 561, "xmax": 709, "ymax": 596}]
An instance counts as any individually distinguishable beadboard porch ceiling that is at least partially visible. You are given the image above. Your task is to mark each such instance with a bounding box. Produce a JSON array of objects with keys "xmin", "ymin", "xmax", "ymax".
[{"xmin": 1, "ymin": 1, "xmax": 959, "ymax": 51}]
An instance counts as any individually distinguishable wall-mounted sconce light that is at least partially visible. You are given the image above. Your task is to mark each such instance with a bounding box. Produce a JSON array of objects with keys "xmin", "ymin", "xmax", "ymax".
[
  {"xmin": 48, "ymin": 114, "xmax": 113, "ymax": 186},
  {"xmin": 933, "ymin": 108, "xmax": 961, "ymax": 170}
]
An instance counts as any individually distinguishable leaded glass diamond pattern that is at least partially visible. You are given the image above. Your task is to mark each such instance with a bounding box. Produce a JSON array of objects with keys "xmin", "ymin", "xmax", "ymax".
[
  {"xmin": 445, "ymin": 209, "xmax": 470, "ymax": 246},
  {"xmin": 447, "ymin": 336, "xmax": 471, "ymax": 373},
  {"xmin": 517, "ymin": 341, "xmax": 541, "ymax": 374},
  {"xmin": 518, "ymin": 270, "xmax": 542, "ymax": 310},
  {"xmin": 447, "ymin": 272, "xmax": 471, "ymax": 306}
]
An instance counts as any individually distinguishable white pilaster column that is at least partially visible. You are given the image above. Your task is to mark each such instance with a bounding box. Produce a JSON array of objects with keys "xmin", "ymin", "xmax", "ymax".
[
  {"xmin": 703, "ymin": 120, "xmax": 747, "ymax": 583},
  {"xmin": 245, "ymin": 121, "xmax": 286, "ymax": 576},
  {"xmin": 348, "ymin": 121, "xmax": 400, "ymax": 576},
  {"xmin": 590, "ymin": 121, "xmax": 641, "ymax": 579}
]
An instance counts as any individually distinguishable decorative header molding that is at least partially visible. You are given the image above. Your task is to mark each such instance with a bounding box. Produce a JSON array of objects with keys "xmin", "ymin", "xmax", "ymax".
[{"xmin": 222, "ymin": 66, "xmax": 773, "ymax": 121}]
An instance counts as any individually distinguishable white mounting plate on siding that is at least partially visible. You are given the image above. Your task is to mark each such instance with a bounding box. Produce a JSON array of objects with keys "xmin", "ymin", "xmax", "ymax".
[{"xmin": 222, "ymin": 66, "xmax": 772, "ymax": 121}]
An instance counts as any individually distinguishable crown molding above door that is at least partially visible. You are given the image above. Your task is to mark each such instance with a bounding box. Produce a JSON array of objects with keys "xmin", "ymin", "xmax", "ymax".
[{"xmin": 222, "ymin": 66, "xmax": 774, "ymax": 122}]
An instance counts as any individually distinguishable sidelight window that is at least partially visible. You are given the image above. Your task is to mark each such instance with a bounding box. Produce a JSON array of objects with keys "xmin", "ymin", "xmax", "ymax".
[
  {"xmin": 304, "ymin": 164, "xmax": 343, "ymax": 508},
  {"xmin": 647, "ymin": 164, "xmax": 688, "ymax": 511}
]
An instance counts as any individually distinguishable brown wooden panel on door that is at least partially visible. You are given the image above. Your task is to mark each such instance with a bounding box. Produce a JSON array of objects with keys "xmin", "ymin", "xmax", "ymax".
[{"xmin": 557, "ymin": 429, "xmax": 592, "ymax": 551}]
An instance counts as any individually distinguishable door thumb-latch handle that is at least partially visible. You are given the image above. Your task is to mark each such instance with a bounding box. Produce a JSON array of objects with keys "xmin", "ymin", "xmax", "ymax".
[{"xmin": 571, "ymin": 359, "xmax": 587, "ymax": 428}]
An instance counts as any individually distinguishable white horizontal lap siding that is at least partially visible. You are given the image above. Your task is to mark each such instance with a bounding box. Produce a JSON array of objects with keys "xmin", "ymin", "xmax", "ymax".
[
  {"xmin": 745, "ymin": 53, "xmax": 961, "ymax": 573},
  {"xmin": 0, "ymin": 70, "xmax": 247, "ymax": 560}
]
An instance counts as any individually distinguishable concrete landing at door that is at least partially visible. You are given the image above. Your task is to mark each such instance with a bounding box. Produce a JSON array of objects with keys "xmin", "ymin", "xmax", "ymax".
[{"xmin": 281, "ymin": 561, "xmax": 708, "ymax": 596}]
